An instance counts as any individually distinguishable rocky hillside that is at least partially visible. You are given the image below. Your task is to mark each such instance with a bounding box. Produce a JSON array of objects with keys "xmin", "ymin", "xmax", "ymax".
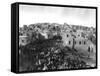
[{"xmin": 19, "ymin": 23, "xmax": 96, "ymax": 72}]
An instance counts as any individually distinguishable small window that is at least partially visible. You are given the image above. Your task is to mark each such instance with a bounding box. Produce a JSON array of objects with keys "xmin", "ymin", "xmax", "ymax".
[
  {"xmin": 88, "ymin": 47, "xmax": 90, "ymax": 52},
  {"xmin": 22, "ymin": 40, "xmax": 24, "ymax": 43},
  {"xmin": 78, "ymin": 34, "xmax": 80, "ymax": 37},
  {"xmin": 84, "ymin": 41, "xmax": 86, "ymax": 45},
  {"xmin": 69, "ymin": 41, "xmax": 71, "ymax": 45},
  {"xmin": 67, "ymin": 34, "xmax": 69, "ymax": 37},
  {"xmin": 79, "ymin": 41, "xmax": 81, "ymax": 44},
  {"xmin": 30, "ymin": 28, "xmax": 33, "ymax": 30},
  {"xmin": 74, "ymin": 41, "xmax": 76, "ymax": 44}
]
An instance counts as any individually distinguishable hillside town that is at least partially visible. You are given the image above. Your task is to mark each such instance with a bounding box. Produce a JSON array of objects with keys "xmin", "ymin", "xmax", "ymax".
[{"xmin": 19, "ymin": 23, "xmax": 96, "ymax": 71}]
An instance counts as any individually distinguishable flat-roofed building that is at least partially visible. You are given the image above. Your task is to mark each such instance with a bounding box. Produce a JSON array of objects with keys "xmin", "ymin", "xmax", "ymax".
[
  {"xmin": 61, "ymin": 31, "xmax": 96, "ymax": 59},
  {"xmin": 61, "ymin": 32, "xmax": 74, "ymax": 48},
  {"xmin": 19, "ymin": 35, "xmax": 28, "ymax": 46}
]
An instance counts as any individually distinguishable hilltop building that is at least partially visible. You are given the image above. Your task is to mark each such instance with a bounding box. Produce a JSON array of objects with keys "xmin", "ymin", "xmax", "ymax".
[
  {"xmin": 19, "ymin": 35, "xmax": 28, "ymax": 46},
  {"xmin": 61, "ymin": 30, "xmax": 95, "ymax": 59}
]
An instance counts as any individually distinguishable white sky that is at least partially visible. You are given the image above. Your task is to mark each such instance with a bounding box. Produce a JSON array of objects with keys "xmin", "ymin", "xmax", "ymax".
[{"xmin": 19, "ymin": 5, "xmax": 96, "ymax": 27}]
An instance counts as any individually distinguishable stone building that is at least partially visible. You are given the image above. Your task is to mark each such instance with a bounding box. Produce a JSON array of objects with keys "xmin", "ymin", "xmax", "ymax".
[
  {"xmin": 19, "ymin": 35, "xmax": 28, "ymax": 46},
  {"xmin": 61, "ymin": 31, "xmax": 96, "ymax": 58},
  {"xmin": 61, "ymin": 32, "xmax": 74, "ymax": 48}
]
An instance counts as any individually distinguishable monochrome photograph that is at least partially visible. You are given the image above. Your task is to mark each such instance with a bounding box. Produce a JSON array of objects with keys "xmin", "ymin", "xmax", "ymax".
[{"xmin": 18, "ymin": 4, "xmax": 97, "ymax": 72}]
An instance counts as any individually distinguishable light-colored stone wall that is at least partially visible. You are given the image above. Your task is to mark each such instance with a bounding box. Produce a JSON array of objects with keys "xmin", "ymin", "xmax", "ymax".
[{"xmin": 19, "ymin": 36, "xmax": 28, "ymax": 46}]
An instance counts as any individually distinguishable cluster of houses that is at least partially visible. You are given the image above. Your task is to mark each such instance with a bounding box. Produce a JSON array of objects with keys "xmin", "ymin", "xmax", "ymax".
[{"xmin": 19, "ymin": 23, "xmax": 96, "ymax": 60}]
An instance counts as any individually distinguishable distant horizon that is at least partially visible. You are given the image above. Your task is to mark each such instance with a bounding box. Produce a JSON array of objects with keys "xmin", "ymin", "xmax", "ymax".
[
  {"xmin": 19, "ymin": 22, "xmax": 96, "ymax": 28},
  {"xmin": 19, "ymin": 5, "xmax": 96, "ymax": 28}
]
